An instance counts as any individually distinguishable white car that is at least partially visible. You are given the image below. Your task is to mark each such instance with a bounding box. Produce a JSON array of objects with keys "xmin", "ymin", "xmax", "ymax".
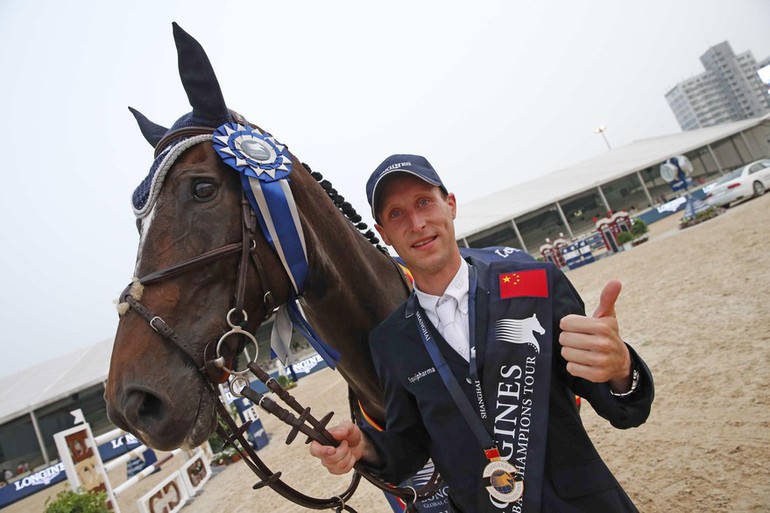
[{"xmin": 705, "ymin": 158, "xmax": 770, "ymax": 208}]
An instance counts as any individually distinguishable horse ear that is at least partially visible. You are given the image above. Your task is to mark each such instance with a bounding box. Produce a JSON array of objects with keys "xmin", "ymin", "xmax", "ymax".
[
  {"xmin": 128, "ymin": 107, "xmax": 168, "ymax": 148},
  {"xmin": 172, "ymin": 22, "xmax": 229, "ymax": 123}
]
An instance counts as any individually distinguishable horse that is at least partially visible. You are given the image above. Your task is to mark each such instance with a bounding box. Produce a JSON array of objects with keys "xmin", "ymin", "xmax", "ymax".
[{"xmin": 104, "ymin": 24, "xmax": 415, "ymax": 505}]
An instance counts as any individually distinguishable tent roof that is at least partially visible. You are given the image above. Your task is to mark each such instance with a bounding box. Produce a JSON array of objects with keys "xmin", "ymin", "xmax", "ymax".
[
  {"xmin": 455, "ymin": 115, "xmax": 770, "ymax": 239},
  {"xmin": 0, "ymin": 338, "xmax": 113, "ymax": 425}
]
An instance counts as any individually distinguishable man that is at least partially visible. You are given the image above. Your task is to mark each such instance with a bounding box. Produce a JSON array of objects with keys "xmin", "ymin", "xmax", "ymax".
[{"xmin": 310, "ymin": 154, "xmax": 654, "ymax": 512}]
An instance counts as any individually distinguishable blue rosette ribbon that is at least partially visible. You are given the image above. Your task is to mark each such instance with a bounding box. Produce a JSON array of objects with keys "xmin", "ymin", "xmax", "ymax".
[
  {"xmin": 213, "ymin": 122, "xmax": 292, "ymax": 182},
  {"xmin": 213, "ymin": 122, "xmax": 339, "ymax": 368}
]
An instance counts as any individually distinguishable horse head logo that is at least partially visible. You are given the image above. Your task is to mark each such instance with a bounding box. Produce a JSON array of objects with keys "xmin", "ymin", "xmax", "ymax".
[{"xmin": 495, "ymin": 314, "xmax": 545, "ymax": 353}]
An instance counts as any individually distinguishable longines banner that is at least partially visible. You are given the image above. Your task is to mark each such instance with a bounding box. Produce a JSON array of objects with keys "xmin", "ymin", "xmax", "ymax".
[
  {"xmin": 249, "ymin": 353, "xmax": 329, "ymax": 394},
  {"xmin": 0, "ymin": 462, "xmax": 67, "ymax": 507}
]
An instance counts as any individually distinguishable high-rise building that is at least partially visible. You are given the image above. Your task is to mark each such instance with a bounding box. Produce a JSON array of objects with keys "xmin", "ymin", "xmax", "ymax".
[
  {"xmin": 758, "ymin": 56, "xmax": 770, "ymax": 91},
  {"xmin": 666, "ymin": 41, "xmax": 770, "ymax": 131}
]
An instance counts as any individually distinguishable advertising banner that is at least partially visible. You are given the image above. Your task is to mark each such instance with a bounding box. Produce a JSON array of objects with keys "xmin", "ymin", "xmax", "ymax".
[{"xmin": 0, "ymin": 462, "xmax": 67, "ymax": 507}]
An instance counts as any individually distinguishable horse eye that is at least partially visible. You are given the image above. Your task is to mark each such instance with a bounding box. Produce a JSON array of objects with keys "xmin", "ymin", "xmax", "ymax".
[{"xmin": 192, "ymin": 181, "xmax": 217, "ymax": 201}]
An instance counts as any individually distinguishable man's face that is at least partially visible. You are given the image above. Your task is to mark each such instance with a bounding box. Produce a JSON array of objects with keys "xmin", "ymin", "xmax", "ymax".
[{"xmin": 374, "ymin": 174, "xmax": 459, "ymax": 280}]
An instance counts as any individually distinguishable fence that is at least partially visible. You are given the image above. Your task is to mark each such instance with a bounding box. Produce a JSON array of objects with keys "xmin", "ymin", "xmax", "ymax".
[{"xmin": 53, "ymin": 422, "xmax": 210, "ymax": 513}]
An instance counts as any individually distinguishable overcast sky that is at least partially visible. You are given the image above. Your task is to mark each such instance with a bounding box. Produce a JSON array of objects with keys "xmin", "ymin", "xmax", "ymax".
[{"xmin": 0, "ymin": 0, "xmax": 768, "ymax": 378}]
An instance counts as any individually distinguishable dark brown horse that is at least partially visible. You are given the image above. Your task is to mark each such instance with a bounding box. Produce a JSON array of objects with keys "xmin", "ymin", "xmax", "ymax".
[{"xmin": 105, "ymin": 24, "xmax": 407, "ymax": 457}]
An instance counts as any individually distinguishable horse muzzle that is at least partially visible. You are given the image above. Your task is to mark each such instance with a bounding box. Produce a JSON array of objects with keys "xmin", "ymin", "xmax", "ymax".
[{"xmin": 106, "ymin": 369, "xmax": 216, "ymax": 451}]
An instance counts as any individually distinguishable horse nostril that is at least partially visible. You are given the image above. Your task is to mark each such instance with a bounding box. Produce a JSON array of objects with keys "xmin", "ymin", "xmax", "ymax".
[
  {"xmin": 137, "ymin": 391, "xmax": 163, "ymax": 418},
  {"xmin": 124, "ymin": 388, "xmax": 168, "ymax": 428},
  {"xmin": 113, "ymin": 384, "xmax": 192, "ymax": 450}
]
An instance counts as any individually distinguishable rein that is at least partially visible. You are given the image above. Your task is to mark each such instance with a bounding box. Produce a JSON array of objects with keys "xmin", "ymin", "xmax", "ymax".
[{"xmin": 120, "ymin": 137, "xmax": 441, "ymax": 511}]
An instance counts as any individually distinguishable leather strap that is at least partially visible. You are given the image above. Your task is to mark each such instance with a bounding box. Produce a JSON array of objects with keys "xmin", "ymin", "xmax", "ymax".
[{"xmin": 138, "ymin": 242, "xmax": 242, "ymax": 286}]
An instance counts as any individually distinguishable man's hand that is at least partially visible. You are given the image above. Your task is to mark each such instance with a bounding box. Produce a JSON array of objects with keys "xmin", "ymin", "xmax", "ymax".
[
  {"xmin": 559, "ymin": 280, "xmax": 633, "ymax": 392},
  {"xmin": 309, "ymin": 421, "xmax": 379, "ymax": 475}
]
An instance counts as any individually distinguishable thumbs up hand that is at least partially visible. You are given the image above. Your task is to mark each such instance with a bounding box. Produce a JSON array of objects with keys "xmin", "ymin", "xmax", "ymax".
[
  {"xmin": 591, "ymin": 279, "xmax": 621, "ymax": 319},
  {"xmin": 559, "ymin": 280, "xmax": 633, "ymax": 393}
]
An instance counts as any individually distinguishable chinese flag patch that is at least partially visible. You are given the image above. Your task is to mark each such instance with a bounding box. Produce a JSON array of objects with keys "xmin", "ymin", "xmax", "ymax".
[{"xmin": 499, "ymin": 269, "xmax": 548, "ymax": 298}]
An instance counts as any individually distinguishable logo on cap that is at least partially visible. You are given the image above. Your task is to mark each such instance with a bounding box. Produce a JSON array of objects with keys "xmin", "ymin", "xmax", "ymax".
[{"xmin": 383, "ymin": 162, "xmax": 412, "ymax": 172}]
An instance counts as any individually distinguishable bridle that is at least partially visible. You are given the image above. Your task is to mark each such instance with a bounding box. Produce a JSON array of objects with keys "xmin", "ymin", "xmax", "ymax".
[
  {"xmin": 120, "ymin": 195, "xmax": 276, "ymax": 381},
  {"xmin": 118, "ymin": 132, "xmax": 442, "ymax": 512}
]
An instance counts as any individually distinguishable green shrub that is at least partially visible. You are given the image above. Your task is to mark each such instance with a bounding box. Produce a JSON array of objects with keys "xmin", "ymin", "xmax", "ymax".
[
  {"xmin": 208, "ymin": 428, "xmax": 226, "ymax": 454},
  {"xmin": 695, "ymin": 207, "xmax": 719, "ymax": 220},
  {"xmin": 44, "ymin": 488, "xmax": 110, "ymax": 513},
  {"xmin": 616, "ymin": 231, "xmax": 635, "ymax": 245},
  {"xmin": 277, "ymin": 375, "xmax": 296, "ymax": 388},
  {"xmin": 680, "ymin": 206, "xmax": 720, "ymax": 228},
  {"xmin": 631, "ymin": 218, "xmax": 648, "ymax": 236}
]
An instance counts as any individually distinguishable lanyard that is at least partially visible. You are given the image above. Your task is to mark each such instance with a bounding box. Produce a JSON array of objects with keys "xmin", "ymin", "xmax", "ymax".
[{"xmin": 414, "ymin": 265, "xmax": 499, "ymax": 459}]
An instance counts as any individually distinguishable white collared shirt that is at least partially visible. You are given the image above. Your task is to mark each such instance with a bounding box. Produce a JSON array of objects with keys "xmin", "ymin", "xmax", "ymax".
[{"xmin": 414, "ymin": 259, "xmax": 471, "ymax": 361}]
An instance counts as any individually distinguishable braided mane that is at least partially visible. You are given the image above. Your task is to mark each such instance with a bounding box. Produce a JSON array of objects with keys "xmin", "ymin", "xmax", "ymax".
[{"xmin": 304, "ymin": 163, "xmax": 387, "ymax": 254}]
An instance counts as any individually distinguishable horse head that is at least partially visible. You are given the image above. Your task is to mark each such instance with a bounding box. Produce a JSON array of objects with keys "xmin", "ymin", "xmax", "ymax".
[
  {"xmin": 105, "ymin": 24, "xmax": 405, "ymax": 451},
  {"xmin": 530, "ymin": 313, "xmax": 545, "ymax": 335}
]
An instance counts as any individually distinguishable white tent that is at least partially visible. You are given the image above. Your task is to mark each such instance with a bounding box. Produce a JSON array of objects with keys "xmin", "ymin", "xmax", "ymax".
[
  {"xmin": 455, "ymin": 115, "xmax": 770, "ymax": 239},
  {"xmin": 0, "ymin": 338, "xmax": 113, "ymax": 426}
]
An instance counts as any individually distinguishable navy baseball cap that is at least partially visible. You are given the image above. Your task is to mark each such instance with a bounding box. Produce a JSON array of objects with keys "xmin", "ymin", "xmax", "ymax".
[{"xmin": 366, "ymin": 154, "xmax": 447, "ymax": 221}]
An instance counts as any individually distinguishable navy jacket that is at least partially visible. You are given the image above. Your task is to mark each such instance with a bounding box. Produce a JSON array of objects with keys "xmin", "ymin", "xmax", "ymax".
[{"xmin": 364, "ymin": 250, "xmax": 653, "ymax": 512}]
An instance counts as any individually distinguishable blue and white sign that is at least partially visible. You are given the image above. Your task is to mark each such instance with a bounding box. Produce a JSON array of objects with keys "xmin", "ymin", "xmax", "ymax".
[
  {"xmin": 637, "ymin": 187, "xmax": 708, "ymax": 225},
  {"xmin": 561, "ymin": 239, "xmax": 595, "ymax": 270},
  {"xmin": 0, "ymin": 463, "xmax": 67, "ymax": 508},
  {"xmin": 250, "ymin": 354, "xmax": 329, "ymax": 395}
]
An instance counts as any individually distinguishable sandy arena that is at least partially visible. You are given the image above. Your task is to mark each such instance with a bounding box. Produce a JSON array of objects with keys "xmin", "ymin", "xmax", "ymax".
[{"xmin": 10, "ymin": 193, "xmax": 770, "ymax": 512}]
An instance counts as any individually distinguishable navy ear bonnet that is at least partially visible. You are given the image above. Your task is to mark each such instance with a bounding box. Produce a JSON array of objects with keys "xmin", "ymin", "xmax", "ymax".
[
  {"xmin": 130, "ymin": 129, "xmax": 212, "ymax": 217},
  {"xmin": 131, "ymin": 144, "xmax": 170, "ymax": 215},
  {"xmin": 130, "ymin": 22, "xmax": 235, "ymax": 217},
  {"xmin": 130, "ymin": 110, "xmax": 233, "ymax": 217}
]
